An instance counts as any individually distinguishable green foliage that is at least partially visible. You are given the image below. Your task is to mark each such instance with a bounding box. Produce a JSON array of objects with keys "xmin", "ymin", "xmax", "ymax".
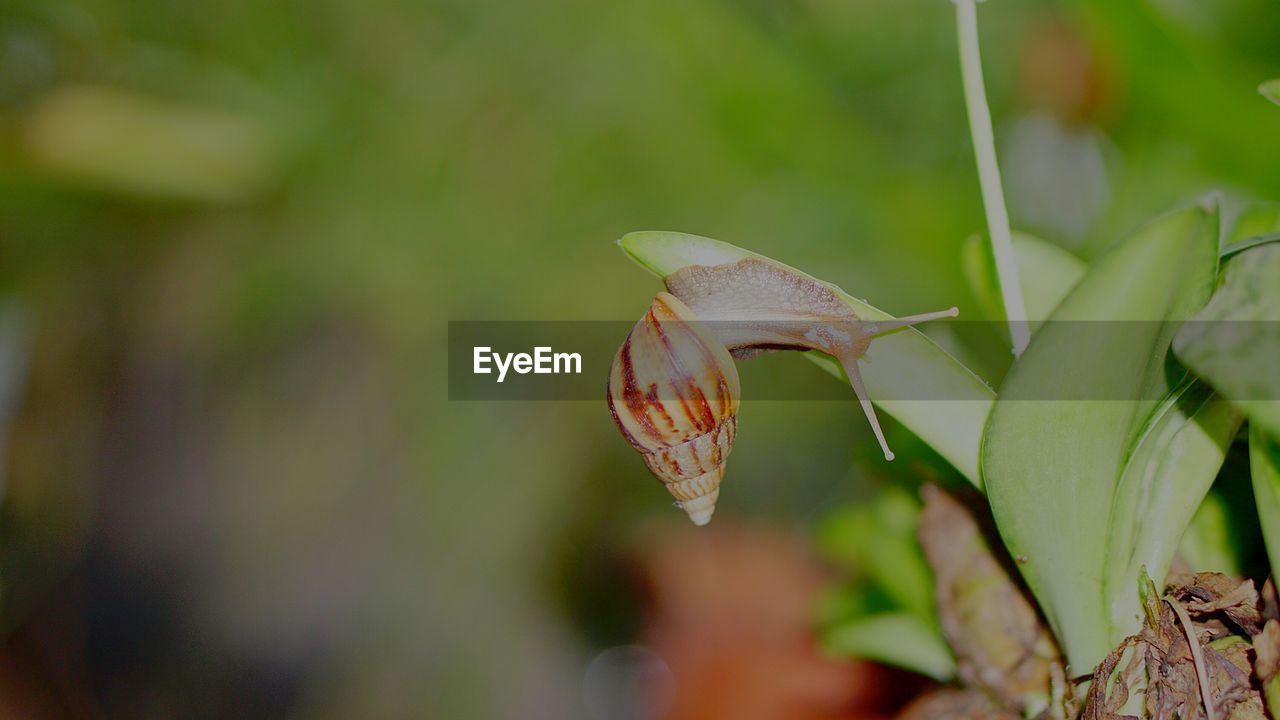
[
  {"xmin": 982, "ymin": 203, "xmax": 1226, "ymax": 670},
  {"xmin": 619, "ymin": 231, "xmax": 994, "ymax": 486},
  {"xmin": 21, "ymin": 86, "xmax": 278, "ymax": 202},
  {"xmin": 1179, "ymin": 489, "xmax": 1246, "ymax": 577},
  {"xmin": 1253, "ymin": 426, "xmax": 1280, "ymax": 586},
  {"xmin": 1225, "ymin": 203, "xmax": 1280, "ymax": 245},
  {"xmin": 1104, "ymin": 379, "xmax": 1242, "ymax": 641},
  {"xmin": 1174, "ymin": 239, "xmax": 1280, "ymax": 439},
  {"xmin": 815, "ymin": 485, "xmax": 935, "ymax": 622},
  {"xmin": 4, "ymin": 0, "xmax": 1280, "ymax": 714},
  {"xmin": 816, "ymin": 486, "xmax": 954, "ymax": 680},
  {"xmin": 1174, "ymin": 232, "xmax": 1280, "ymax": 586},
  {"xmin": 963, "ymin": 232, "xmax": 1087, "ymax": 328},
  {"xmin": 822, "ymin": 612, "xmax": 956, "ymax": 681}
]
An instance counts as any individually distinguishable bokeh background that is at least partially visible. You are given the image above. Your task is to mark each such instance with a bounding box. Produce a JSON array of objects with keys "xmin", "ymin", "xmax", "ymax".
[{"xmin": 0, "ymin": 0, "xmax": 1278, "ymax": 717}]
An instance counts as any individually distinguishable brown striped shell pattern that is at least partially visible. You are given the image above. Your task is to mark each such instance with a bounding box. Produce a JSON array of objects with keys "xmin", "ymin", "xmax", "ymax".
[
  {"xmin": 608, "ymin": 257, "xmax": 958, "ymax": 526},
  {"xmin": 608, "ymin": 292, "xmax": 739, "ymax": 526}
]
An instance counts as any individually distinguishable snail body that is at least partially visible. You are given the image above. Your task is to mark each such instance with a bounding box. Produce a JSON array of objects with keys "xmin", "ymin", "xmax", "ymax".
[
  {"xmin": 609, "ymin": 257, "xmax": 958, "ymax": 525},
  {"xmin": 607, "ymin": 292, "xmax": 739, "ymax": 525}
]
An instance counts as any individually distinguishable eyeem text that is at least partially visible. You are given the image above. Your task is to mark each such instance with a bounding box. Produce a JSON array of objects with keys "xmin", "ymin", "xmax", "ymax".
[{"xmin": 473, "ymin": 346, "xmax": 583, "ymax": 382}]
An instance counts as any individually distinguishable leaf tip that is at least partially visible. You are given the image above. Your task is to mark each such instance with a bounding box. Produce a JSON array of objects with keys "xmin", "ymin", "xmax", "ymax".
[
  {"xmin": 616, "ymin": 231, "xmax": 642, "ymax": 251},
  {"xmin": 616, "ymin": 232, "xmax": 658, "ymax": 273}
]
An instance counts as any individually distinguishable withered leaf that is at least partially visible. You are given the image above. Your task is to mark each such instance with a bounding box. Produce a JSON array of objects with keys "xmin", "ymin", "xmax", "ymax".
[
  {"xmin": 1082, "ymin": 636, "xmax": 1139, "ymax": 720},
  {"xmin": 896, "ymin": 688, "xmax": 1020, "ymax": 720},
  {"xmin": 1255, "ymin": 620, "xmax": 1280, "ymax": 718},
  {"xmin": 1085, "ymin": 580, "xmax": 1267, "ymax": 720},
  {"xmin": 1168, "ymin": 573, "xmax": 1263, "ymax": 635},
  {"xmin": 919, "ymin": 485, "xmax": 1063, "ymax": 715},
  {"xmin": 1256, "ymin": 620, "xmax": 1280, "ymax": 682}
]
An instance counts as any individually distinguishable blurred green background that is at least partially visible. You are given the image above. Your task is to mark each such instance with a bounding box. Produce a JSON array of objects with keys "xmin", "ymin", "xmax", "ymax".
[{"xmin": 0, "ymin": 0, "xmax": 1278, "ymax": 717}]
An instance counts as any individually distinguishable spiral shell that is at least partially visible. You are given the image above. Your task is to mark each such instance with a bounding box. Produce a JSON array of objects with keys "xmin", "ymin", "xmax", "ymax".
[{"xmin": 607, "ymin": 292, "xmax": 740, "ymax": 526}]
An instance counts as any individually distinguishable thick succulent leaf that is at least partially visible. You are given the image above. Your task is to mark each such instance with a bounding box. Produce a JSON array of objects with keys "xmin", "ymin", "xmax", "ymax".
[
  {"xmin": 619, "ymin": 231, "xmax": 994, "ymax": 486},
  {"xmin": 1104, "ymin": 378, "xmax": 1242, "ymax": 639},
  {"xmin": 963, "ymin": 232, "xmax": 1087, "ymax": 327},
  {"xmin": 982, "ymin": 203, "xmax": 1220, "ymax": 670},
  {"xmin": 1253, "ymin": 426, "xmax": 1280, "ymax": 582},
  {"xmin": 1174, "ymin": 239, "xmax": 1280, "ymax": 439},
  {"xmin": 822, "ymin": 611, "xmax": 956, "ymax": 681}
]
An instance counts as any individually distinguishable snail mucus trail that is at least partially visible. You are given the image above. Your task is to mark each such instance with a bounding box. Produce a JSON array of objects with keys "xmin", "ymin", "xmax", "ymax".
[{"xmin": 608, "ymin": 257, "xmax": 958, "ymax": 526}]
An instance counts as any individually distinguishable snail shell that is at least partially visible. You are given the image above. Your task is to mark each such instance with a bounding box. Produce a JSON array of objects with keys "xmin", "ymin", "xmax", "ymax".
[{"xmin": 607, "ymin": 292, "xmax": 740, "ymax": 526}]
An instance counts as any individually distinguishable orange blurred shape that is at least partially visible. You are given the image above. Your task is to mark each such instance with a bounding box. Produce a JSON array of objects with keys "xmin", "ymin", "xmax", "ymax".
[
  {"xmin": 1018, "ymin": 19, "xmax": 1117, "ymax": 125},
  {"xmin": 634, "ymin": 523, "xmax": 924, "ymax": 720}
]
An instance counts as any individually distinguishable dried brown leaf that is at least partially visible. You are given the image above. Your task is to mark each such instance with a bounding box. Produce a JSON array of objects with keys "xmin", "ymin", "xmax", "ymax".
[
  {"xmin": 919, "ymin": 486, "xmax": 1063, "ymax": 715},
  {"xmin": 896, "ymin": 689, "xmax": 1019, "ymax": 720},
  {"xmin": 1169, "ymin": 573, "xmax": 1263, "ymax": 635},
  {"xmin": 1254, "ymin": 619, "xmax": 1280, "ymax": 719},
  {"xmin": 1084, "ymin": 578, "xmax": 1267, "ymax": 720},
  {"xmin": 1082, "ymin": 636, "xmax": 1138, "ymax": 720},
  {"xmin": 1256, "ymin": 620, "xmax": 1280, "ymax": 682}
]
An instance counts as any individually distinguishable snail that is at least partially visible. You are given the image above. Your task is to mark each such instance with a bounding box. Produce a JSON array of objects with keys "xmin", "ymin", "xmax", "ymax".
[
  {"xmin": 608, "ymin": 257, "xmax": 958, "ymax": 525},
  {"xmin": 608, "ymin": 292, "xmax": 739, "ymax": 526}
]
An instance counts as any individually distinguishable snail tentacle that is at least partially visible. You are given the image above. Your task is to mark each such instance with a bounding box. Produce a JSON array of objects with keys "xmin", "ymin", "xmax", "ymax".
[
  {"xmin": 864, "ymin": 307, "xmax": 960, "ymax": 337},
  {"xmin": 839, "ymin": 352, "xmax": 895, "ymax": 461}
]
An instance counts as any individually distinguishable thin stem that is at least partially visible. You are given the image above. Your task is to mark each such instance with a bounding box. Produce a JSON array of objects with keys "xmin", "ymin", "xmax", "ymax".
[
  {"xmin": 1166, "ymin": 596, "xmax": 1217, "ymax": 720},
  {"xmin": 955, "ymin": 0, "xmax": 1029, "ymax": 356}
]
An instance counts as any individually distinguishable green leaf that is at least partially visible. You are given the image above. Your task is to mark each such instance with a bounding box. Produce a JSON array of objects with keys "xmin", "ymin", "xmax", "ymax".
[
  {"xmin": 1178, "ymin": 489, "xmax": 1245, "ymax": 577},
  {"xmin": 815, "ymin": 486, "xmax": 935, "ymax": 623},
  {"xmin": 1104, "ymin": 378, "xmax": 1242, "ymax": 640},
  {"xmin": 619, "ymin": 231, "xmax": 994, "ymax": 486},
  {"xmin": 822, "ymin": 612, "xmax": 956, "ymax": 680},
  {"xmin": 1224, "ymin": 233, "xmax": 1280, "ymax": 259},
  {"xmin": 982, "ymin": 203, "xmax": 1221, "ymax": 670},
  {"xmin": 962, "ymin": 232, "xmax": 1088, "ymax": 327},
  {"xmin": 1261, "ymin": 79, "xmax": 1280, "ymax": 107},
  {"xmin": 1224, "ymin": 203, "xmax": 1280, "ymax": 247},
  {"xmin": 1174, "ymin": 241, "xmax": 1280, "ymax": 439},
  {"xmin": 1252, "ymin": 426, "xmax": 1280, "ymax": 582}
]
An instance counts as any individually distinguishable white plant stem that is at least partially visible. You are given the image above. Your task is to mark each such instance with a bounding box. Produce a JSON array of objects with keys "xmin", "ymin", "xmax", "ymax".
[{"xmin": 955, "ymin": 0, "xmax": 1029, "ymax": 356}]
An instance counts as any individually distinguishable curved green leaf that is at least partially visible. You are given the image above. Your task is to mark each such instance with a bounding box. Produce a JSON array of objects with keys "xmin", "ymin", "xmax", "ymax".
[
  {"xmin": 619, "ymin": 231, "xmax": 994, "ymax": 486},
  {"xmin": 982, "ymin": 203, "xmax": 1220, "ymax": 670},
  {"xmin": 822, "ymin": 612, "xmax": 956, "ymax": 681},
  {"xmin": 815, "ymin": 485, "xmax": 935, "ymax": 623},
  {"xmin": 1104, "ymin": 378, "xmax": 1242, "ymax": 640},
  {"xmin": 1174, "ymin": 240, "xmax": 1280, "ymax": 439},
  {"xmin": 963, "ymin": 232, "xmax": 1088, "ymax": 328},
  {"xmin": 1225, "ymin": 203, "xmax": 1280, "ymax": 247},
  {"xmin": 1253, "ymin": 426, "xmax": 1280, "ymax": 582}
]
